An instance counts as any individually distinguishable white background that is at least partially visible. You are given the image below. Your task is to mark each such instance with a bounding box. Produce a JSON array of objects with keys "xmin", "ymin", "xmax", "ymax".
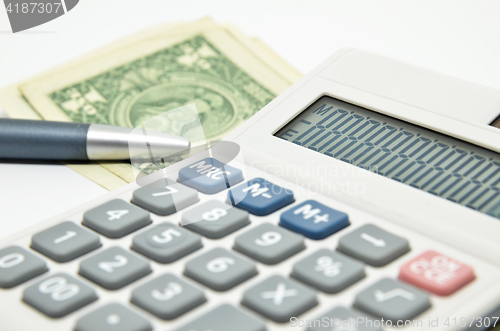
[{"xmin": 1, "ymin": 0, "xmax": 500, "ymax": 240}]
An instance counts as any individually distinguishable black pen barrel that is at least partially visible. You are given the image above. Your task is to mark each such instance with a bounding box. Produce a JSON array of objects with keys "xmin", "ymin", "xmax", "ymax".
[{"xmin": 0, "ymin": 119, "xmax": 90, "ymax": 160}]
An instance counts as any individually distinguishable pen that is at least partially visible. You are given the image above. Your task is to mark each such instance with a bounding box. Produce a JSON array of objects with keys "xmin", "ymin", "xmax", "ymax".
[{"xmin": 0, "ymin": 118, "xmax": 190, "ymax": 161}]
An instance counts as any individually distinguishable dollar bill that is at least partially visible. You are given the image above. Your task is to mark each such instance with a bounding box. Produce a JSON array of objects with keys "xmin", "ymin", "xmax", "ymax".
[{"xmin": 1, "ymin": 18, "xmax": 302, "ymax": 190}]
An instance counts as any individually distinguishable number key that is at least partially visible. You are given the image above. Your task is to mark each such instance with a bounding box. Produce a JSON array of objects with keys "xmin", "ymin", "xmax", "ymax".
[
  {"xmin": 234, "ymin": 223, "xmax": 305, "ymax": 264},
  {"xmin": 131, "ymin": 273, "xmax": 206, "ymax": 320},
  {"xmin": 184, "ymin": 247, "xmax": 257, "ymax": 291},
  {"xmin": 83, "ymin": 199, "xmax": 151, "ymax": 238},
  {"xmin": 182, "ymin": 200, "xmax": 250, "ymax": 239},
  {"xmin": 0, "ymin": 246, "xmax": 48, "ymax": 288},
  {"xmin": 23, "ymin": 273, "xmax": 97, "ymax": 318},
  {"xmin": 31, "ymin": 221, "xmax": 101, "ymax": 262},
  {"xmin": 79, "ymin": 247, "xmax": 151, "ymax": 290},
  {"xmin": 132, "ymin": 178, "xmax": 198, "ymax": 216},
  {"xmin": 131, "ymin": 223, "xmax": 202, "ymax": 263}
]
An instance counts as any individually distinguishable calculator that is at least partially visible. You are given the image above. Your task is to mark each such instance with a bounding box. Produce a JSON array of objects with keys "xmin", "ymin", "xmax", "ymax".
[{"xmin": 1, "ymin": 48, "xmax": 500, "ymax": 331}]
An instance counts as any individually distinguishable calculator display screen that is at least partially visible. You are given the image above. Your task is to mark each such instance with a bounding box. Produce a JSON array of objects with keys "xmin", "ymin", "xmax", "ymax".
[{"xmin": 274, "ymin": 96, "xmax": 500, "ymax": 220}]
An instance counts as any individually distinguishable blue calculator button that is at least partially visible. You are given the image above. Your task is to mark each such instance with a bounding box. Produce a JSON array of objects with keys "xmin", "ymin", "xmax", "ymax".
[
  {"xmin": 279, "ymin": 200, "xmax": 349, "ymax": 239},
  {"xmin": 178, "ymin": 158, "xmax": 244, "ymax": 194},
  {"xmin": 227, "ymin": 178, "xmax": 294, "ymax": 216}
]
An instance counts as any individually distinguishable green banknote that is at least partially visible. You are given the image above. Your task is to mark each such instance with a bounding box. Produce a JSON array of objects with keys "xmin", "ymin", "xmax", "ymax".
[
  {"xmin": 47, "ymin": 34, "xmax": 275, "ymax": 141},
  {"xmin": 2, "ymin": 19, "xmax": 301, "ymax": 189}
]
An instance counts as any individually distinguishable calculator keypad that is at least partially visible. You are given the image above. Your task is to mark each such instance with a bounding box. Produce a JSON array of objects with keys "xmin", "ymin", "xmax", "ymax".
[
  {"xmin": 79, "ymin": 247, "xmax": 151, "ymax": 290},
  {"xmin": 83, "ymin": 199, "xmax": 151, "ymax": 238},
  {"xmin": 132, "ymin": 178, "xmax": 198, "ymax": 216},
  {"xmin": 280, "ymin": 199, "xmax": 350, "ymax": 239},
  {"xmin": 242, "ymin": 275, "xmax": 318, "ymax": 323},
  {"xmin": 184, "ymin": 247, "xmax": 257, "ymax": 291},
  {"xmin": 182, "ymin": 200, "xmax": 250, "ymax": 239},
  {"xmin": 131, "ymin": 273, "xmax": 206, "ymax": 320},
  {"xmin": 74, "ymin": 303, "xmax": 152, "ymax": 331},
  {"xmin": 353, "ymin": 277, "xmax": 431, "ymax": 322},
  {"xmin": 175, "ymin": 304, "xmax": 266, "ymax": 331},
  {"xmin": 0, "ymin": 246, "xmax": 48, "ymax": 288},
  {"xmin": 178, "ymin": 157, "xmax": 244, "ymax": 194},
  {"xmin": 234, "ymin": 223, "xmax": 305, "ymax": 265},
  {"xmin": 23, "ymin": 273, "xmax": 98, "ymax": 318},
  {"xmin": 31, "ymin": 221, "xmax": 101, "ymax": 262},
  {"xmin": 131, "ymin": 223, "xmax": 202, "ymax": 263},
  {"xmin": 291, "ymin": 249, "xmax": 365, "ymax": 293},
  {"xmin": 1, "ymin": 162, "xmax": 481, "ymax": 329},
  {"xmin": 337, "ymin": 223, "xmax": 410, "ymax": 266},
  {"xmin": 227, "ymin": 178, "xmax": 294, "ymax": 216}
]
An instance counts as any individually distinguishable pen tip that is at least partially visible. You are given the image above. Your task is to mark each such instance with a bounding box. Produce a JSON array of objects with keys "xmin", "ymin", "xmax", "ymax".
[{"xmin": 128, "ymin": 130, "xmax": 191, "ymax": 162}]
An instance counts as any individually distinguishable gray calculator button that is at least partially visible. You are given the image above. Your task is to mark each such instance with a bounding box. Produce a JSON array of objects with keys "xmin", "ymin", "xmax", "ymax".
[
  {"xmin": 75, "ymin": 303, "xmax": 152, "ymax": 331},
  {"xmin": 184, "ymin": 247, "xmax": 257, "ymax": 291},
  {"xmin": 79, "ymin": 247, "xmax": 151, "ymax": 290},
  {"xmin": 23, "ymin": 273, "xmax": 97, "ymax": 318},
  {"xmin": 31, "ymin": 221, "xmax": 101, "ymax": 262},
  {"xmin": 83, "ymin": 199, "xmax": 151, "ymax": 238},
  {"xmin": 291, "ymin": 249, "xmax": 365, "ymax": 293},
  {"xmin": 0, "ymin": 246, "xmax": 48, "ymax": 288},
  {"xmin": 175, "ymin": 304, "xmax": 266, "ymax": 331},
  {"xmin": 131, "ymin": 223, "xmax": 202, "ymax": 263},
  {"xmin": 131, "ymin": 273, "xmax": 206, "ymax": 320},
  {"xmin": 182, "ymin": 200, "xmax": 250, "ymax": 239},
  {"xmin": 132, "ymin": 178, "xmax": 198, "ymax": 216},
  {"xmin": 234, "ymin": 223, "xmax": 305, "ymax": 264},
  {"xmin": 337, "ymin": 224, "xmax": 410, "ymax": 266},
  {"xmin": 307, "ymin": 306, "xmax": 382, "ymax": 331},
  {"xmin": 354, "ymin": 278, "xmax": 431, "ymax": 322},
  {"xmin": 242, "ymin": 275, "xmax": 318, "ymax": 323}
]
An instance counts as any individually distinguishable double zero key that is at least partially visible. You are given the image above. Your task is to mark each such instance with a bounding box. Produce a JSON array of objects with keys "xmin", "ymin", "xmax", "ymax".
[{"xmin": 23, "ymin": 273, "xmax": 97, "ymax": 318}]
